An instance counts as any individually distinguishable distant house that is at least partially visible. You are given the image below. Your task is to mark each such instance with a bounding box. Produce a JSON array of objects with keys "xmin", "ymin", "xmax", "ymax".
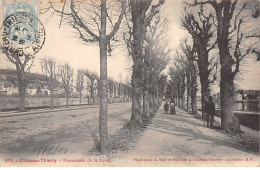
[
  {"xmin": 0, "ymin": 80, "xmax": 19, "ymax": 96},
  {"xmin": 26, "ymin": 83, "xmax": 38, "ymax": 96},
  {"xmin": 0, "ymin": 69, "xmax": 59, "ymax": 97},
  {"xmin": 7, "ymin": 85, "xmax": 19, "ymax": 95},
  {"xmin": 40, "ymin": 85, "xmax": 50, "ymax": 96},
  {"xmin": 0, "ymin": 80, "xmax": 7, "ymax": 95}
]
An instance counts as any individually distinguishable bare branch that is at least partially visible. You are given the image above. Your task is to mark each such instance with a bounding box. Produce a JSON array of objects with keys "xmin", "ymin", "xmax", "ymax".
[
  {"xmin": 107, "ymin": 0, "xmax": 126, "ymax": 40},
  {"xmin": 70, "ymin": 0, "xmax": 100, "ymax": 41},
  {"xmin": 48, "ymin": 0, "xmax": 71, "ymax": 16},
  {"xmin": 144, "ymin": 0, "xmax": 165, "ymax": 27},
  {"xmin": 229, "ymin": 2, "xmax": 247, "ymax": 35}
]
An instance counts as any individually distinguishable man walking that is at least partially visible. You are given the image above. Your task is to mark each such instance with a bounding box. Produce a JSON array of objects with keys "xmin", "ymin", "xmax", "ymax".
[{"xmin": 204, "ymin": 96, "xmax": 215, "ymax": 129}]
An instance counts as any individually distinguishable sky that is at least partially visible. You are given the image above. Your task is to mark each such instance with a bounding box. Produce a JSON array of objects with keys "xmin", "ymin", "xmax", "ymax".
[{"xmin": 0, "ymin": 0, "xmax": 259, "ymax": 90}]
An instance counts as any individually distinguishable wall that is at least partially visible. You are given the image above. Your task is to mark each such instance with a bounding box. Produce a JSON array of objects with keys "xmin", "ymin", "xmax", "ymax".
[{"xmin": 0, "ymin": 97, "xmax": 89, "ymax": 111}]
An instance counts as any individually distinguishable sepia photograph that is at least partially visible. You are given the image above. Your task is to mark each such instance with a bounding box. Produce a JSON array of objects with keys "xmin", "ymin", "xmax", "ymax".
[{"xmin": 0, "ymin": 0, "xmax": 259, "ymax": 167}]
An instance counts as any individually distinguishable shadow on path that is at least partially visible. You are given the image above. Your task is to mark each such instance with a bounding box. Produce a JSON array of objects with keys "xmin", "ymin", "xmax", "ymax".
[{"xmin": 139, "ymin": 106, "xmax": 259, "ymax": 156}]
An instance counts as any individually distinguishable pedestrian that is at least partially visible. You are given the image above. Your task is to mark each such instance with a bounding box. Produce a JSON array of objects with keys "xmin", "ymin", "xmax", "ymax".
[
  {"xmin": 164, "ymin": 101, "xmax": 169, "ymax": 114},
  {"xmin": 204, "ymin": 96, "xmax": 215, "ymax": 129},
  {"xmin": 169, "ymin": 99, "xmax": 176, "ymax": 115}
]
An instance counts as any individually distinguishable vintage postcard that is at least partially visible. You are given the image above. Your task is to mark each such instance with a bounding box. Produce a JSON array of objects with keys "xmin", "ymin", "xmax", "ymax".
[{"xmin": 0, "ymin": 0, "xmax": 259, "ymax": 167}]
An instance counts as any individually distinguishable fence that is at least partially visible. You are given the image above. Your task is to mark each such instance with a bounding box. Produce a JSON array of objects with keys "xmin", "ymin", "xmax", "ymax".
[
  {"xmin": 0, "ymin": 97, "xmax": 89, "ymax": 111},
  {"xmin": 0, "ymin": 96, "xmax": 132, "ymax": 111}
]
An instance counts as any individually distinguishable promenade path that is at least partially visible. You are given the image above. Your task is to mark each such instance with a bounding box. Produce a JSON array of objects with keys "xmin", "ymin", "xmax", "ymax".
[
  {"xmin": 112, "ymin": 106, "xmax": 260, "ymax": 167},
  {"xmin": 0, "ymin": 103, "xmax": 259, "ymax": 166}
]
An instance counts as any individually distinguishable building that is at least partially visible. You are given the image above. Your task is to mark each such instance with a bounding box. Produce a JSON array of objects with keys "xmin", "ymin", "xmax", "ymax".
[{"xmin": 0, "ymin": 69, "xmax": 57, "ymax": 97}]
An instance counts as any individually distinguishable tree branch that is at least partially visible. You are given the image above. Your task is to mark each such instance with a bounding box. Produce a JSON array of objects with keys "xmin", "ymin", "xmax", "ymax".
[
  {"xmin": 70, "ymin": 0, "xmax": 100, "ymax": 41},
  {"xmin": 229, "ymin": 2, "xmax": 246, "ymax": 35},
  {"xmin": 144, "ymin": 0, "xmax": 165, "ymax": 27},
  {"xmin": 107, "ymin": 0, "xmax": 126, "ymax": 40}
]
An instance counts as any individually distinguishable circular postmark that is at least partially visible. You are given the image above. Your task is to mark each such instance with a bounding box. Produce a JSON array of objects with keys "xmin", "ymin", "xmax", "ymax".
[{"xmin": 1, "ymin": 12, "xmax": 45, "ymax": 56}]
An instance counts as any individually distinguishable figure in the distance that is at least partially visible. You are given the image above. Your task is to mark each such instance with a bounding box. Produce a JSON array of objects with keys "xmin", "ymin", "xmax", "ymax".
[
  {"xmin": 169, "ymin": 99, "xmax": 176, "ymax": 115},
  {"xmin": 164, "ymin": 101, "xmax": 169, "ymax": 114},
  {"xmin": 204, "ymin": 96, "xmax": 215, "ymax": 129}
]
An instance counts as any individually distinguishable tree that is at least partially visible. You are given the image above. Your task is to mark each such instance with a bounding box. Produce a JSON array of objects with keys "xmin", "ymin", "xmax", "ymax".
[
  {"xmin": 169, "ymin": 69, "xmax": 181, "ymax": 106},
  {"xmin": 165, "ymin": 83, "xmax": 174, "ymax": 99},
  {"xmin": 181, "ymin": 6, "xmax": 217, "ymax": 119},
  {"xmin": 76, "ymin": 70, "xmax": 84, "ymax": 106},
  {"xmin": 124, "ymin": 0, "xmax": 165, "ymax": 127},
  {"xmin": 60, "ymin": 63, "xmax": 74, "ymax": 108},
  {"xmin": 113, "ymin": 82, "xmax": 118, "ymax": 103},
  {"xmin": 143, "ymin": 14, "xmax": 170, "ymax": 118},
  {"xmin": 83, "ymin": 69, "xmax": 98, "ymax": 105},
  {"xmin": 186, "ymin": 0, "xmax": 260, "ymax": 132},
  {"xmin": 40, "ymin": 57, "xmax": 60, "ymax": 109},
  {"xmin": 107, "ymin": 78, "xmax": 115, "ymax": 103},
  {"xmin": 1, "ymin": 49, "xmax": 35, "ymax": 112},
  {"xmin": 157, "ymin": 74, "xmax": 168, "ymax": 102},
  {"xmin": 180, "ymin": 40, "xmax": 198, "ymax": 115},
  {"xmin": 172, "ymin": 54, "xmax": 187, "ymax": 109},
  {"xmin": 48, "ymin": 0, "xmax": 126, "ymax": 153}
]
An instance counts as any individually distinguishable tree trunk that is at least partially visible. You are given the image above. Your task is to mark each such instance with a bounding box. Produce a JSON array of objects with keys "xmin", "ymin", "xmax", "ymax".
[
  {"xmin": 123, "ymin": 86, "xmax": 127, "ymax": 102},
  {"xmin": 181, "ymin": 93, "xmax": 185, "ymax": 109},
  {"xmin": 196, "ymin": 41, "xmax": 211, "ymax": 119},
  {"xmin": 148, "ymin": 93, "xmax": 154, "ymax": 115},
  {"xmin": 129, "ymin": 63, "xmax": 144, "ymax": 127},
  {"xmin": 18, "ymin": 84, "xmax": 26, "ymax": 112},
  {"xmin": 17, "ymin": 71, "xmax": 26, "ymax": 112},
  {"xmin": 143, "ymin": 66, "xmax": 150, "ymax": 118},
  {"xmin": 191, "ymin": 72, "xmax": 197, "ymax": 115},
  {"xmin": 128, "ymin": 0, "xmax": 147, "ymax": 127},
  {"xmin": 118, "ymin": 84, "xmax": 121, "ymax": 102},
  {"xmin": 99, "ymin": 0, "xmax": 108, "ymax": 154},
  {"xmin": 151, "ymin": 95, "xmax": 157, "ymax": 113},
  {"xmin": 154, "ymin": 94, "xmax": 159, "ymax": 112},
  {"xmin": 143, "ymin": 90, "xmax": 150, "ymax": 118},
  {"xmin": 191, "ymin": 90, "xmax": 197, "ymax": 115},
  {"xmin": 186, "ymin": 70, "xmax": 191, "ymax": 112},
  {"xmin": 110, "ymin": 85, "xmax": 113, "ymax": 103},
  {"xmin": 156, "ymin": 84, "xmax": 159, "ymax": 106},
  {"xmin": 113, "ymin": 84, "xmax": 116, "ymax": 103},
  {"xmin": 66, "ymin": 92, "xmax": 69, "ymax": 108},
  {"xmin": 50, "ymin": 89, "xmax": 54, "ymax": 109},
  {"xmin": 89, "ymin": 79, "xmax": 94, "ymax": 105},
  {"xmin": 79, "ymin": 91, "xmax": 82, "ymax": 106},
  {"xmin": 177, "ymin": 92, "xmax": 180, "ymax": 107},
  {"xmin": 220, "ymin": 78, "xmax": 240, "ymax": 132},
  {"xmin": 187, "ymin": 94, "xmax": 190, "ymax": 111},
  {"xmin": 215, "ymin": 3, "xmax": 241, "ymax": 132}
]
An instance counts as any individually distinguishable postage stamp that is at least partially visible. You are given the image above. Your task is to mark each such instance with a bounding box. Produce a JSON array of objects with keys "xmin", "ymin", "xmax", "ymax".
[
  {"xmin": 1, "ymin": 1, "xmax": 45, "ymax": 56},
  {"xmin": 3, "ymin": 1, "xmax": 38, "ymax": 19}
]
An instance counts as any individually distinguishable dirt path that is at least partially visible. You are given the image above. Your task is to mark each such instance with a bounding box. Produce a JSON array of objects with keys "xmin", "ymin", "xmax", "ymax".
[{"xmin": 112, "ymin": 106, "xmax": 260, "ymax": 167}]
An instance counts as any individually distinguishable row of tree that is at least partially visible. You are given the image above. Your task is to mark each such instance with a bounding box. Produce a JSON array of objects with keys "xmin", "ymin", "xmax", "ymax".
[
  {"xmin": 2, "ymin": 0, "xmax": 169, "ymax": 154},
  {"xmin": 1, "ymin": 55, "xmax": 132, "ymax": 111},
  {"xmin": 44, "ymin": 0, "xmax": 169, "ymax": 153},
  {"xmin": 124, "ymin": 0, "xmax": 168, "ymax": 127},
  {"xmin": 168, "ymin": 0, "xmax": 260, "ymax": 133}
]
